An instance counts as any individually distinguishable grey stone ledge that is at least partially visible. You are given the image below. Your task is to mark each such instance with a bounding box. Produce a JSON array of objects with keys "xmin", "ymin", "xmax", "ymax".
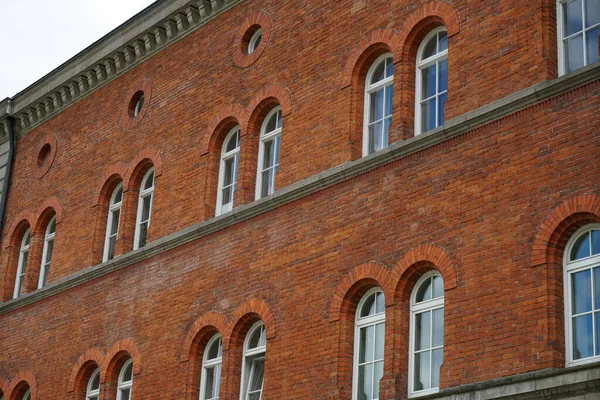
[
  {"xmin": 421, "ymin": 362, "xmax": 600, "ymax": 400},
  {"xmin": 0, "ymin": 63, "xmax": 599, "ymax": 315}
]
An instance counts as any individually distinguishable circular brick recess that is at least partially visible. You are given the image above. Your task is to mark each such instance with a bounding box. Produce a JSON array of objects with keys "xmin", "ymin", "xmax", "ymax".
[
  {"xmin": 232, "ymin": 10, "xmax": 272, "ymax": 68},
  {"xmin": 32, "ymin": 133, "xmax": 57, "ymax": 179},
  {"xmin": 122, "ymin": 79, "xmax": 152, "ymax": 130}
]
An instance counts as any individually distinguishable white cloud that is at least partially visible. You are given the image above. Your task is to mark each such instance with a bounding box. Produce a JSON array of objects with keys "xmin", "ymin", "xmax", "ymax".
[{"xmin": 0, "ymin": 0, "xmax": 156, "ymax": 99}]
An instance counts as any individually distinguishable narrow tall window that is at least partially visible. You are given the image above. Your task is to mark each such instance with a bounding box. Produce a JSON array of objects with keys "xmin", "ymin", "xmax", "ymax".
[
  {"xmin": 200, "ymin": 334, "xmax": 223, "ymax": 400},
  {"xmin": 409, "ymin": 272, "xmax": 444, "ymax": 396},
  {"xmin": 38, "ymin": 215, "xmax": 56, "ymax": 289},
  {"xmin": 353, "ymin": 288, "xmax": 385, "ymax": 400},
  {"xmin": 415, "ymin": 28, "xmax": 448, "ymax": 135},
  {"xmin": 216, "ymin": 127, "xmax": 241, "ymax": 215},
  {"xmin": 117, "ymin": 359, "xmax": 133, "ymax": 400},
  {"xmin": 241, "ymin": 321, "xmax": 266, "ymax": 400},
  {"xmin": 363, "ymin": 54, "xmax": 393, "ymax": 156},
  {"xmin": 134, "ymin": 168, "xmax": 155, "ymax": 249},
  {"xmin": 558, "ymin": 0, "xmax": 600, "ymax": 75},
  {"xmin": 564, "ymin": 225, "xmax": 600, "ymax": 365},
  {"xmin": 13, "ymin": 228, "xmax": 31, "ymax": 298},
  {"xmin": 103, "ymin": 183, "xmax": 123, "ymax": 262},
  {"xmin": 86, "ymin": 368, "xmax": 100, "ymax": 400},
  {"xmin": 256, "ymin": 107, "xmax": 282, "ymax": 200}
]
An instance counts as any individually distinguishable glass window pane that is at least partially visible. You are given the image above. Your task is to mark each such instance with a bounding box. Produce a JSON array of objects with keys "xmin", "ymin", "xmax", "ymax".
[
  {"xmin": 375, "ymin": 322, "xmax": 385, "ymax": 360},
  {"xmin": 273, "ymin": 136, "xmax": 281, "ymax": 165},
  {"xmin": 414, "ymin": 350, "xmax": 431, "ymax": 391},
  {"xmin": 438, "ymin": 31, "xmax": 448, "ymax": 51},
  {"xmin": 141, "ymin": 195, "xmax": 152, "ymax": 221},
  {"xmin": 385, "ymin": 57, "xmax": 394, "ymax": 78},
  {"xmin": 45, "ymin": 239, "xmax": 54, "ymax": 265},
  {"xmin": 384, "ymin": 85, "xmax": 393, "ymax": 117},
  {"xmin": 249, "ymin": 359, "xmax": 264, "ymax": 391},
  {"xmin": 438, "ymin": 92, "xmax": 447, "ymax": 126},
  {"xmin": 368, "ymin": 124, "xmax": 376, "ymax": 155},
  {"xmin": 432, "ymin": 348, "xmax": 443, "ymax": 389},
  {"xmin": 572, "ymin": 232, "xmax": 591, "ymax": 260},
  {"xmin": 432, "ymin": 308, "xmax": 444, "ymax": 347},
  {"xmin": 114, "ymin": 187, "xmax": 123, "ymax": 203},
  {"xmin": 138, "ymin": 223, "xmax": 148, "ymax": 248},
  {"xmin": 370, "ymin": 60, "xmax": 385, "ymax": 84},
  {"xmin": 587, "ymin": 0, "xmax": 600, "ymax": 26},
  {"xmin": 586, "ymin": 26, "xmax": 600, "ymax": 65},
  {"xmin": 143, "ymin": 172, "xmax": 154, "ymax": 190},
  {"xmin": 47, "ymin": 218, "xmax": 56, "ymax": 234},
  {"xmin": 207, "ymin": 337, "xmax": 222, "ymax": 359},
  {"xmin": 248, "ymin": 328, "xmax": 262, "ymax": 349},
  {"xmin": 23, "ymin": 232, "xmax": 30, "ymax": 246},
  {"xmin": 359, "ymin": 325, "xmax": 375, "ymax": 363},
  {"xmin": 596, "ymin": 312, "xmax": 600, "ymax": 355},
  {"xmin": 572, "ymin": 269, "xmax": 593, "ymax": 314},
  {"xmin": 416, "ymin": 278, "xmax": 432, "ymax": 303},
  {"xmin": 205, "ymin": 367, "xmax": 216, "ymax": 397},
  {"xmin": 422, "ymin": 98, "xmax": 437, "ymax": 132},
  {"xmin": 566, "ymin": 0, "xmax": 584, "ymax": 35},
  {"xmin": 265, "ymin": 113, "xmax": 277, "ymax": 133},
  {"xmin": 592, "ymin": 230, "xmax": 600, "ymax": 255},
  {"xmin": 360, "ymin": 293, "xmax": 376, "ymax": 317},
  {"xmin": 432, "ymin": 276, "xmax": 444, "ymax": 298},
  {"xmin": 358, "ymin": 363, "xmax": 373, "ymax": 400},
  {"xmin": 261, "ymin": 170, "xmax": 271, "ymax": 198},
  {"xmin": 108, "ymin": 236, "xmax": 116, "ymax": 260},
  {"xmin": 422, "ymin": 36, "xmax": 437, "ymax": 59},
  {"xmin": 91, "ymin": 372, "xmax": 100, "ymax": 389},
  {"xmin": 248, "ymin": 393, "xmax": 261, "ymax": 400},
  {"xmin": 438, "ymin": 59, "xmax": 448, "ymax": 93},
  {"xmin": 376, "ymin": 292, "xmax": 385, "ymax": 314},
  {"xmin": 595, "ymin": 268, "xmax": 600, "ymax": 310},
  {"xmin": 374, "ymin": 361, "xmax": 383, "ymax": 399},
  {"xmin": 122, "ymin": 363, "xmax": 133, "ymax": 381},
  {"xmin": 422, "ymin": 64, "xmax": 437, "ymax": 99},
  {"xmin": 382, "ymin": 118, "xmax": 391, "ymax": 151},
  {"xmin": 224, "ymin": 158, "xmax": 235, "ymax": 186},
  {"xmin": 111, "ymin": 209, "xmax": 120, "ymax": 235},
  {"xmin": 222, "ymin": 186, "xmax": 232, "ymax": 206},
  {"xmin": 372, "ymin": 121, "xmax": 384, "ymax": 153},
  {"xmin": 567, "ymin": 34, "xmax": 585, "ymax": 72},
  {"xmin": 263, "ymin": 140, "xmax": 273, "ymax": 169},
  {"xmin": 276, "ymin": 110, "xmax": 282, "ymax": 129},
  {"xmin": 370, "ymin": 89, "xmax": 385, "ymax": 122},
  {"xmin": 415, "ymin": 311, "xmax": 431, "ymax": 351},
  {"xmin": 120, "ymin": 388, "xmax": 131, "ymax": 400},
  {"xmin": 573, "ymin": 314, "xmax": 594, "ymax": 359}
]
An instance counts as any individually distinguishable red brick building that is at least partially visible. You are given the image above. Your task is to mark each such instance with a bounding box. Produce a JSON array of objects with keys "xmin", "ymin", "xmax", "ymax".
[{"xmin": 0, "ymin": 0, "xmax": 599, "ymax": 399}]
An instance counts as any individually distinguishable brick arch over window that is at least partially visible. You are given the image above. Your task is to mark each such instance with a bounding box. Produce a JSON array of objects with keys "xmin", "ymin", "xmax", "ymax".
[
  {"xmin": 2, "ymin": 216, "xmax": 33, "ymax": 301},
  {"xmin": 180, "ymin": 311, "xmax": 230, "ymax": 400},
  {"xmin": 66, "ymin": 348, "xmax": 105, "ymax": 399},
  {"xmin": 93, "ymin": 163, "xmax": 130, "ymax": 208},
  {"xmin": 126, "ymin": 146, "xmax": 163, "ymax": 192},
  {"xmin": 243, "ymin": 84, "xmax": 293, "ymax": 134},
  {"xmin": 4, "ymin": 212, "xmax": 35, "ymax": 249},
  {"xmin": 101, "ymin": 338, "xmax": 142, "ymax": 381},
  {"xmin": 328, "ymin": 261, "xmax": 392, "ymax": 322},
  {"xmin": 7, "ymin": 370, "xmax": 36, "ymax": 400},
  {"xmin": 33, "ymin": 197, "xmax": 62, "ymax": 236}
]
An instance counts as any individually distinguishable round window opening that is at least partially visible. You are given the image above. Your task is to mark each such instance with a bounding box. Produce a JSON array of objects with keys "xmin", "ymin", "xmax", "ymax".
[
  {"xmin": 129, "ymin": 91, "xmax": 145, "ymax": 118},
  {"xmin": 246, "ymin": 27, "xmax": 263, "ymax": 55},
  {"xmin": 37, "ymin": 143, "xmax": 52, "ymax": 168}
]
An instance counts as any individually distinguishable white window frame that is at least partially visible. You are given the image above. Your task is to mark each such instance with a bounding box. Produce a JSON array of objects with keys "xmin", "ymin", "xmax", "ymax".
[
  {"xmin": 363, "ymin": 53, "xmax": 394, "ymax": 157},
  {"xmin": 255, "ymin": 107, "xmax": 282, "ymax": 200},
  {"xmin": 86, "ymin": 368, "xmax": 101, "ymax": 400},
  {"xmin": 116, "ymin": 359, "xmax": 133, "ymax": 400},
  {"xmin": 38, "ymin": 215, "xmax": 56, "ymax": 289},
  {"xmin": 22, "ymin": 389, "xmax": 30, "ymax": 400},
  {"xmin": 557, "ymin": 0, "xmax": 600, "ymax": 75},
  {"xmin": 133, "ymin": 168, "xmax": 155, "ymax": 250},
  {"xmin": 564, "ymin": 224, "xmax": 600, "ymax": 366},
  {"xmin": 352, "ymin": 287, "xmax": 385, "ymax": 400},
  {"xmin": 415, "ymin": 27, "xmax": 448, "ymax": 136},
  {"xmin": 103, "ymin": 183, "xmax": 123, "ymax": 262},
  {"xmin": 240, "ymin": 321, "xmax": 266, "ymax": 400},
  {"xmin": 408, "ymin": 271, "xmax": 445, "ymax": 397},
  {"xmin": 200, "ymin": 333, "xmax": 223, "ymax": 400},
  {"xmin": 216, "ymin": 127, "xmax": 241, "ymax": 216},
  {"xmin": 13, "ymin": 228, "xmax": 31, "ymax": 299},
  {"xmin": 248, "ymin": 29, "xmax": 263, "ymax": 54}
]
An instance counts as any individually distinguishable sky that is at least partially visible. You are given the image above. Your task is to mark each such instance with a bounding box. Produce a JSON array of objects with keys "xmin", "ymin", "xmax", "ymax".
[{"xmin": 0, "ymin": 0, "xmax": 157, "ymax": 99}]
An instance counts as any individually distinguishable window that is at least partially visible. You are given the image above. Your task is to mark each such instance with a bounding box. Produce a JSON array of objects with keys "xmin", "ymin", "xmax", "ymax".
[
  {"xmin": 415, "ymin": 28, "xmax": 448, "ymax": 135},
  {"xmin": 248, "ymin": 29, "xmax": 263, "ymax": 54},
  {"xmin": 86, "ymin": 368, "xmax": 100, "ymax": 400},
  {"xmin": 103, "ymin": 183, "xmax": 123, "ymax": 262},
  {"xmin": 200, "ymin": 334, "xmax": 223, "ymax": 400},
  {"xmin": 216, "ymin": 127, "xmax": 240, "ymax": 215},
  {"xmin": 256, "ymin": 107, "xmax": 282, "ymax": 200},
  {"xmin": 363, "ymin": 54, "xmax": 393, "ymax": 156},
  {"xmin": 558, "ymin": 0, "xmax": 600, "ymax": 75},
  {"xmin": 409, "ymin": 272, "xmax": 444, "ymax": 397},
  {"xmin": 22, "ymin": 389, "xmax": 30, "ymax": 400},
  {"xmin": 241, "ymin": 321, "xmax": 266, "ymax": 400},
  {"xmin": 117, "ymin": 359, "xmax": 133, "ymax": 400},
  {"xmin": 38, "ymin": 215, "xmax": 56, "ymax": 289},
  {"xmin": 13, "ymin": 228, "xmax": 31, "ymax": 298},
  {"xmin": 564, "ymin": 225, "xmax": 600, "ymax": 365},
  {"xmin": 352, "ymin": 288, "xmax": 385, "ymax": 400},
  {"xmin": 134, "ymin": 168, "xmax": 155, "ymax": 249}
]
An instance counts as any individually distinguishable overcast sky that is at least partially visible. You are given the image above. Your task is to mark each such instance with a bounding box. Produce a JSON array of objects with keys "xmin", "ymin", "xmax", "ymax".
[{"xmin": 0, "ymin": 0, "xmax": 157, "ymax": 99}]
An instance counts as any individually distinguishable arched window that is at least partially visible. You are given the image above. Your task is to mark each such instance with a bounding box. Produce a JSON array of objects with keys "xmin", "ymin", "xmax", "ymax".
[
  {"xmin": 13, "ymin": 228, "xmax": 31, "ymax": 298},
  {"xmin": 117, "ymin": 359, "xmax": 133, "ymax": 400},
  {"xmin": 38, "ymin": 215, "xmax": 56, "ymax": 289},
  {"xmin": 134, "ymin": 168, "xmax": 155, "ymax": 250},
  {"xmin": 363, "ymin": 54, "xmax": 393, "ymax": 156},
  {"xmin": 200, "ymin": 334, "xmax": 222, "ymax": 400},
  {"xmin": 86, "ymin": 368, "xmax": 100, "ymax": 400},
  {"xmin": 22, "ymin": 389, "xmax": 30, "ymax": 400},
  {"xmin": 103, "ymin": 183, "xmax": 123, "ymax": 262},
  {"xmin": 409, "ymin": 272, "xmax": 444, "ymax": 396},
  {"xmin": 256, "ymin": 107, "xmax": 282, "ymax": 200},
  {"xmin": 248, "ymin": 29, "xmax": 263, "ymax": 54},
  {"xmin": 241, "ymin": 321, "xmax": 266, "ymax": 400},
  {"xmin": 352, "ymin": 288, "xmax": 385, "ymax": 400},
  {"xmin": 415, "ymin": 27, "xmax": 448, "ymax": 135},
  {"xmin": 557, "ymin": 0, "xmax": 600, "ymax": 75},
  {"xmin": 216, "ymin": 127, "xmax": 241, "ymax": 216},
  {"xmin": 564, "ymin": 225, "xmax": 600, "ymax": 365}
]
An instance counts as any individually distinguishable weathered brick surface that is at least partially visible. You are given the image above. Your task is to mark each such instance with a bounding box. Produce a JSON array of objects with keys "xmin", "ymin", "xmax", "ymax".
[{"xmin": 0, "ymin": 0, "xmax": 597, "ymax": 398}]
